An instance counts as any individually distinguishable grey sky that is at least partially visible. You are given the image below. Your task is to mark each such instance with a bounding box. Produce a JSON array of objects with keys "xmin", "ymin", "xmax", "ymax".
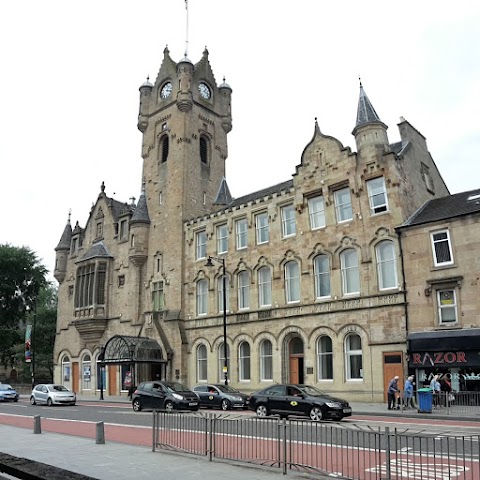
[{"xmin": 1, "ymin": 0, "xmax": 479, "ymax": 279}]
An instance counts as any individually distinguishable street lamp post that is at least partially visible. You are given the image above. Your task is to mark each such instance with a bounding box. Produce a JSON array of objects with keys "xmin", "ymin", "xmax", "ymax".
[
  {"xmin": 31, "ymin": 305, "xmax": 36, "ymax": 390},
  {"xmin": 99, "ymin": 346, "xmax": 105, "ymax": 401},
  {"xmin": 205, "ymin": 256, "xmax": 228, "ymax": 386},
  {"xmin": 128, "ymin": 343, "xmax": 135, "ymax": 398}
]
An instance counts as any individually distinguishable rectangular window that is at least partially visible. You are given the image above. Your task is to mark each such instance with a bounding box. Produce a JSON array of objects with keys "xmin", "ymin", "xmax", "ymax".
[
  {"xmin": 334, "ymin": 187, "xmax": 353, "ymax": 223},
  {"xmin": 196, "ymin": 230, "xmax": 207, "ymax": 260},
  {"xmin": 152, "ymin": 281, "xmax": 165, "ymax": 311},
  {"xmin": 258, "ymin": 267, "xmax": 272, "ymax": 307},
  {"xmin": 431, "ymin": 230, "xmax": 453, "ymax": 266},
  {"xmin": 367, "ymin": 177, "xmax": 388, "ymax": 214},
  {"xmin": 196, "ymin": 280, "xmax": 208, "ymax": 316},
  {"xmin": 437, "ymin": 289, "xmax": 457, "ymax": 324},
  {"xmin": 216, "ymin": 224, "xmax": 228, "ymax": 254},
  {"xmin": 235, "ymin": 218, "xmax": 248, "ymax": 250},
  {"xmin": 75, "ymin": 263, "xmax": 106, "ymax": 308},
  {"xmin": 308, "ymin": 196, "xmax": 325, "ymax": 230},
  {"xmin": 341, "ymin": 249, "xmax": 360, "ymax": 295},
  {"xmin": 96, "ymin": 222, "xmax": 103, "ymax": 238},
  {"xmin": 281, "ymin": 204, "xmax": 296, "ymax": 237},
  {"xmin": 255, "ymin": 212, "xmax": 269, "ymax": 244},
  {"xmin": 119, "ymin": 220, "xmax": 128, "ymax": 240}
]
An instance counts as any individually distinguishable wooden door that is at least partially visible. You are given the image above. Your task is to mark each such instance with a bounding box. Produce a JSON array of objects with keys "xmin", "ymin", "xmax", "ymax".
[
  {"xmin": 108, "ymin": 365, "xmax": 117, "ymax": 395},
  {"xmin": 290, "ymin": 357, "xmax": 300, "ymax": 384},
  {"xmin": 72, "ymin": 362, "xmax": 79, "ymax": 393},
  {"xmin": 383, "ymin": 352, "xmax": 404, "ymax": 402}
]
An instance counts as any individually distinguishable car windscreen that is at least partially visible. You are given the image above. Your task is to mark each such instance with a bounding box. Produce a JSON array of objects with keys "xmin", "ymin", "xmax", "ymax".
[
  {"xmin": 299, "ymin": 385, "xmax": 326, "ymax": 396},
  {"xmin": 0, "ymin": 385, "xmax": 14, "ymax": 391},
  {"xmin": 52, "ymin": 385, "xmax": 69, "ymax": 392},
  {"xmin": 217, "ymin": 385, "xmax": 240, "ymax": 393},
  {"xmin": 164, "ymin": 382, "xmax": 190, "ymax": 392}
]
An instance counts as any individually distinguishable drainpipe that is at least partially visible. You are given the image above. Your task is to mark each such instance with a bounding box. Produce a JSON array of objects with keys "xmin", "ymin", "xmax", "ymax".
[{"xmin": 396, "ymin": 228, "xmax": 410, "ymax": 378}]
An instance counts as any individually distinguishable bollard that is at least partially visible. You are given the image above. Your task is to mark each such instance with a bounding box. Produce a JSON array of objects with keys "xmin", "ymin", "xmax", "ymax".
[
  {"xmin": 33, "ymin": 415, "xmax": 41, "ymax": 434},
  {"xmin": 96, "ymin": 421, "xmax": 105, "ymax": 444}
]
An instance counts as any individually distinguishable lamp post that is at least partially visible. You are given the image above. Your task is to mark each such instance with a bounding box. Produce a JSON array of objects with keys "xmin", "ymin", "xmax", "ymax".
[
  {"xmin": 205, "ymin": 256, "xmax": 228, "ymax": 386},
  {"xmin": 31, "ymin": 304, "xmax": 36, "ymax": 390},
  {"xmin": 99, "ymin": 346, "xmax": 105, "ymax": 401}
]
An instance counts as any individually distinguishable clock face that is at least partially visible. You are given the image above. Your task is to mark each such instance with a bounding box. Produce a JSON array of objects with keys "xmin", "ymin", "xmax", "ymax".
[
  {"xmin": 198, "ymin": 82, "xmax": 211, "ymax": 100},
  {"xmin": 160, "ymin": 82, "xmax": 172, "ymax": 99}
]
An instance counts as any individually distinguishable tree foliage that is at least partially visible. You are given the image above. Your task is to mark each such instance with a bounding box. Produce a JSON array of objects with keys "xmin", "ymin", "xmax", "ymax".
[{"xmin": 0, "ymin": 244, "xmax": 48, "ymax": 366}]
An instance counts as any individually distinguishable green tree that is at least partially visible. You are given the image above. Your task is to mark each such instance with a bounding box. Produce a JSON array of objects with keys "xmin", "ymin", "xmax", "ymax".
[{"xmin": 0, "ymin": 244, "xmax": 48, "ymax": 367}]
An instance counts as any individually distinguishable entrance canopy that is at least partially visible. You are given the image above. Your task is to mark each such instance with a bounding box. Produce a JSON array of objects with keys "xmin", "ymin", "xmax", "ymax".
[{"xmin": 102, "ymin": 335, "xmax": 166, "ymax": 365}]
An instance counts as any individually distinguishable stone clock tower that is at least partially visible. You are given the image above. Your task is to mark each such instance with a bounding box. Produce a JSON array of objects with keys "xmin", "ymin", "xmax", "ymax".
[{"xmin": 136, "ymin": 46, "xmax": 232, "ymax": 380}]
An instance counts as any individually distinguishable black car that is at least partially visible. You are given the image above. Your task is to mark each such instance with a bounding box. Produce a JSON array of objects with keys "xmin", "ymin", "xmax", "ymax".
[
  {"xmin": 192, "ymin": 384, "xmax": 249, "ymax": 410},
  {"xmin": 248, "ymin": 384, "xmax": 352, "ymax": 421},
  {"xmin": 132, "ymin": 381, "xmax": 199, "ymax": 412}
]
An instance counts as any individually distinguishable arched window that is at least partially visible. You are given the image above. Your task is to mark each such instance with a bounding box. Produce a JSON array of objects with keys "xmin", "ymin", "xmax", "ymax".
[
  {"xmin": 239, "ymin": 341, "xmax": 251, "ymax": 381},
  {"xmin": 196, "ymin": 344, "xmax": 207, "ymax": 382},
  {"xmin": 200, "ymin": 136, "xmax": 209, "ymax": 164},
  {"xmin": 237, "ymin": 271, "xmax": 250, "ymax": 310},
  {"xmin": 376, "ymin": 240, "xmax": 397, "ymax": 290},
  {"xmin": 345, "ymin": 333, "xmax": 363, "ymax": 380},
  {"xmin": 316, "ymin": 336, "xmax": 333, "ymax": 380},
  {"xmin": 160, "ymin": 135, "xmax": 169, "ymax": 163},
  {"xmin": 285, "ymin": 261, "xmax": 300, "ymax": 303},
  {"xmin": 217, "ymin": 275, "xmax": 230, "ymax": 313},
  {"xmin": 196, "ymin": 279, "xmax": 208, "ymax": 316},
  {"xmin": 314, "ymin": 255, "xmax": 331, "ymax": 298},
  {"xmin": 258, "ymin": 266, "xmax": 272, "ymax": 307},
  {"xmin": 340, "ymin": 249, "xmax": 360, "ymax": 295},
  {"xmin": 259, "ymin": 340, "xmax": 273, "ymax": 381},
  {"xmin": 62, "ymin": 356, "xmax": 71, "ymax": 384},
  {"xmin": 81, "ymin": 354, "xmax": 92, "ymax": 390},
  {"xmin": 218, "ymin": 342, "xmax": 230, "ymax": 383}
]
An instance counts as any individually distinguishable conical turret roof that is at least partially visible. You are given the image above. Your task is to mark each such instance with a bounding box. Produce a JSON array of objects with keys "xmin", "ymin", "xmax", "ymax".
[
  {"xmin": 213, "ymin": 177, "xmax": 233, "ymax": 205},
  {"xmin": 355, "ymin": 83, "xmax": 382, "ymax": 128},
  {"xmin": 55, "ymin": 217, "xmax": 72, "ymax": 251}
]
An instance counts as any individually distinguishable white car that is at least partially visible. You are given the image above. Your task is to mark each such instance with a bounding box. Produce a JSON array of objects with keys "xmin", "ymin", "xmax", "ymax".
[{"xmin": 30, "ymin": 384, "xmax": 76, "ymax": 406}]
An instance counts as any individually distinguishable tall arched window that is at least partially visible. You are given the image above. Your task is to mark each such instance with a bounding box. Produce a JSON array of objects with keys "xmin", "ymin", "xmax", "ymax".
[
  {"xmin": 62, "ymin": 356, "xmax": 71, "ymax": 384},
  {"xmin": 259, "ymin": 340, "xmax": 273, "ymax": 381},
  {"xmin": 200, "ymin": 136, "xmax": 209, "ymax": 164},
  {"xmin": 218, "ymin": 343, "xmax": 230, "ymax": 383},
  {"xmin": 81, "ymin": 354, "xmax": 92, "ymax": 390},
  {"xmin": 196, "ymin": 344, "xmax": 207, "ymax": 382},
  {"xmin": 376, "ymin": 240, "xmax": 397, "ymax": 290},
  {"xmin": 238, "ymin": 342, "xmax": 251, "ymax": 381},
  {"xmin": 258, "ymin": 266, "xmax": 272, "ymax": 307},
  {"xmin": 285, "ymin": 261, "xmax": 300, "ymax": 303},
  {"xmin": 316, "ymin": 336, "xmax": 333, "ymax": 380},
  {"xmin": 196, "ymin": 279, "xmax": 208, "ymax": 316},
  {"xmin": 237, "ymin": 271, "xmax": 250, "ymax": 310},
  {"xmin": 340, "ymin": 249, "xmax": 360, "ymax": 295},
  {"xmin": 314, "ymin": 254, "xmax": 331, "ymax": 298},
  {"xmin": 160, "ymin": 135, "xmax": 169, "ymax": 163},
  {"xmin": 345, "ymin": 333, "xmax": 363, "ymax": 380}
]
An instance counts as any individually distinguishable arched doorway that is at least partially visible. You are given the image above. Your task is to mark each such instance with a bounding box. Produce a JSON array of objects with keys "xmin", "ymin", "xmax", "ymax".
[{"xmin": 288, "ymin": 336, "xmax": 304, "ymax": 384}]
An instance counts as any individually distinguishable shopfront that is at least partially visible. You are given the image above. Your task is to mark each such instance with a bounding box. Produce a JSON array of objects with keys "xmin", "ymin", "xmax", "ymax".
[{"xmin": 407, "ymin": 329, "xmax": 480, "ymax": 392}]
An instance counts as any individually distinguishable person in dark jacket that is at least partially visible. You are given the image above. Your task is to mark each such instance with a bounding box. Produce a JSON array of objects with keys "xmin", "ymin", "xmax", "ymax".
[{"xmin": 387, "ymin": 376, "xmax": 400, "ymax": 410}]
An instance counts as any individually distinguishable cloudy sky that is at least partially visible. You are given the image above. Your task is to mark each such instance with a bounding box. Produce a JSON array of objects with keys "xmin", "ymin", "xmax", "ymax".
[{"xmin": 1, "ymin": 0, "xmax": 479, "ymax": 280}]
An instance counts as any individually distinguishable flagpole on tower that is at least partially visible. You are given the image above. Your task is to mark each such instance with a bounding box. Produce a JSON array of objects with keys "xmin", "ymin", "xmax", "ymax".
[{"xmin": 185, "ymin": 0, "xmax": 189, "ymax": 57}]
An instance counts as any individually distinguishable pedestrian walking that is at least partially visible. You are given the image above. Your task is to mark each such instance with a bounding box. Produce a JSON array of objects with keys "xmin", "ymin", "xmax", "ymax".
[
  {"xmin": 404, "ymin": 375, "xmax": 415, "ymax": 408},
  {"xmin": 387, "ymin": 375, "xmax": 400, "ymax": 410},
  {"xmin": 430, "ymin": 374, "xmax": 441, "ymax": 408}
]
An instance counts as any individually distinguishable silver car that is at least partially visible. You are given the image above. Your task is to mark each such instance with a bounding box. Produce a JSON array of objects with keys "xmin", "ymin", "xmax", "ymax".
[{"xmin": 30, "ymin": 384, "xmax": 76, "ymax": 406}]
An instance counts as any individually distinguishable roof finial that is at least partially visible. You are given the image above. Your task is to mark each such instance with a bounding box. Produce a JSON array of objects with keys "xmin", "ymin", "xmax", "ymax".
[
  {"xmin": 359, "ymin": 76, "xmax": 362, "ymax": 87},
  {"xmin": 68, "ymin": 209, "xmax": 71, "ymax": 224},
  {"xmin": 100, "ymin": 181, "xmax": 105, "ymax": 193}
]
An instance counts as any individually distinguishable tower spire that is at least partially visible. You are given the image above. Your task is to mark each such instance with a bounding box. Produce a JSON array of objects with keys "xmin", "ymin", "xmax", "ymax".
[
  {"xmin": 355, "ymin": 81, "xmax": 382, "ymax": 128},
  {"xmin": 184, "ymin": 0, "xmax": 189, "ymax": 58}
]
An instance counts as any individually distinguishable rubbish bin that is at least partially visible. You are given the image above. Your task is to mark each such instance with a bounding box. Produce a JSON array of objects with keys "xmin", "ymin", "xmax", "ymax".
[{"xmin": 417, "ymin": 387, "xmax": 433, "ymax": 413}]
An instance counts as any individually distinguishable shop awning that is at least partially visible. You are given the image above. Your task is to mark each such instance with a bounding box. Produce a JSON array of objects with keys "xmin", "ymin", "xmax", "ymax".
[{"xmin": 408, "ymin": 329, "xmax": 480, "ymax": 352}]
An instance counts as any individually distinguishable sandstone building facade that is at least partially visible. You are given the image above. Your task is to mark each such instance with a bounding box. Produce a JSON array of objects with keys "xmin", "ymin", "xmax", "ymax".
[{"xmin": 53, "ymin": 47, "xmax": 453, "ymax": 402}]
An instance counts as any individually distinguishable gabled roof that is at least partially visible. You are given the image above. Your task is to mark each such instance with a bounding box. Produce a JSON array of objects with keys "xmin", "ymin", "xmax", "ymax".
[{"xmin": 400, "ymin": 189, "xmax": 480, "ymax": 228}]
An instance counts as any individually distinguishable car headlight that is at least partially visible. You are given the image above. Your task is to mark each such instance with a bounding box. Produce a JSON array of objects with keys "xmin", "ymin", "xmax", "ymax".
[
  {"xmin": 172, "ymin": 393, "xmax": 184, "ymax": 400},
  {"xmin": 233, "ymin": 396, "xmax": 243, "ymax": 401},
  {"xmin": 325, "ymin": 402, "xmax": 341, "ymax": 408}
]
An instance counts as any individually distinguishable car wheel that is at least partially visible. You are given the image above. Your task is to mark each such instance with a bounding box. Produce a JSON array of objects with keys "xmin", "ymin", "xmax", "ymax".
[
  {"xmin": 221, "ymin": 399, "xmax": 231, "ymax": 411},
  {"xmin": 30, "ymin": 396, "xmax": 36, "ymax": 405},
  {"xmin": 256, "ymin": 404, "xmax": 269, "ymax": 418},
  {"xmin": 14, "ymin": 398, "xmax": 19, "ymax": 402},
  {"xmin": 47, "ymin": 398, "xmax": 53, "ymax": 407},
  {"xmin": 309, "ymin": 406, "xmax": 323, "ymax": 422},
  {"xmin": 132, "ymin": 399, "xmax": 142, "ymax": 412},
  {"xmin": 165, "ymin": 400, "xmax": 174, "ymax": 413}
]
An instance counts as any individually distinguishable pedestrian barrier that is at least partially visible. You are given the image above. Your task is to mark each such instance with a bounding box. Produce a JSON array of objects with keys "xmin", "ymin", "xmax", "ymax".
[{"xmin": 152, "ymin": 410, "xmax": 480, "ymax": 479}]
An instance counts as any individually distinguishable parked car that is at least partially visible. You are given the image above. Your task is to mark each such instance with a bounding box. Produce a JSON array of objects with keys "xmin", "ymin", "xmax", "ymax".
[
  {"xmin": 248, "ymin": 384, "xmax": 352, "ymax": 421},
  {"xmin": 0, "ymin": 384, "xmax": 19, "ymax": 402},
  {"xmin": 30, "ymin": 384, "xmax": 76, "ymax": 406},
  {"xmin": 132, "ymin": 381, "xmax": 199, "ymax": 412},
  {"xmin": 192, "ymin": 384, "xmax": 249, "ymax": 410}
]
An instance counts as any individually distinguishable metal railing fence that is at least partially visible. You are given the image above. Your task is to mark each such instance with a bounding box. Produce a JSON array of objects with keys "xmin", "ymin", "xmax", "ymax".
[{"xmin": 152, "ymin": 411, "xmax": 480, "ymax": 479}]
